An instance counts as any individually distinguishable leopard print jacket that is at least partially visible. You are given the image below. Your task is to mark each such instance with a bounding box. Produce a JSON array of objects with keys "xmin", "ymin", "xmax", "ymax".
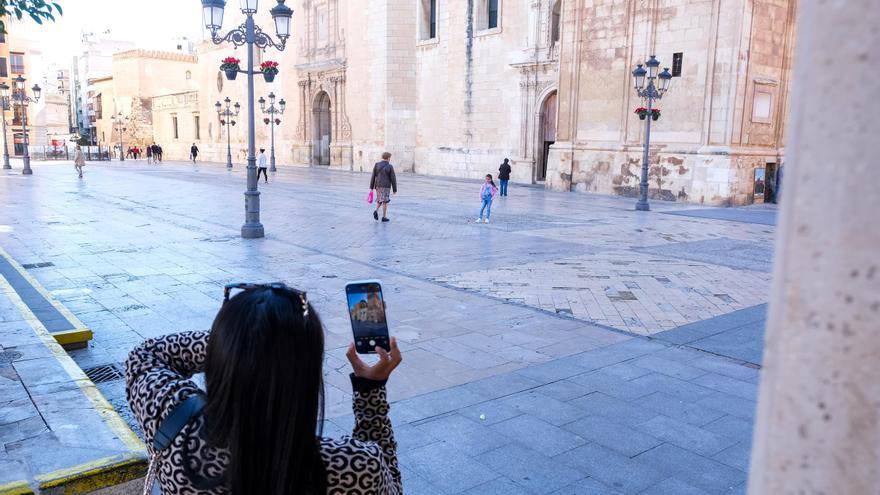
[{"xmin": 125, "ymin": 331, "xmax": 402, "ymax": 494}]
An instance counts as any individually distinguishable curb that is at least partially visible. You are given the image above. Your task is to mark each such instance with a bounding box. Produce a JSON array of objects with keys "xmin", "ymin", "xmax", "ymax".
[{"xmin": 0, "ymin": 247, "xmax": 147, "ymax": 494}]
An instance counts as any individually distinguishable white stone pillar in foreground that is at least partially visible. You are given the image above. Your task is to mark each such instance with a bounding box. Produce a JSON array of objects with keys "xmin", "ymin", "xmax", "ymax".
[{"xmin": 748, "ymin": 1, "xmax": 880, "ymax": 493}]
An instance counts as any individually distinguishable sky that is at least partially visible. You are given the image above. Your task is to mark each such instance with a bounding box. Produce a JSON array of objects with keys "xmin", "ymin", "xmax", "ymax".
[{"xmin": 20, "ymin": 0, "xmax": 204, "ymax": 63}]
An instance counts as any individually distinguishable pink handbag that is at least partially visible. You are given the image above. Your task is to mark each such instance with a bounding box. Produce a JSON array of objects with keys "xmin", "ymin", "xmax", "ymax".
[{"xmin": 367, "ymin": 190, "xmax": 375, "ymax": 204}]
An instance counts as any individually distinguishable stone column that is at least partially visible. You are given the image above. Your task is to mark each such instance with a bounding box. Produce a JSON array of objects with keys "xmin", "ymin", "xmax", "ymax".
[{"xmin": 747, "ymin": 1, "xmax": 880, "ymax": 494}]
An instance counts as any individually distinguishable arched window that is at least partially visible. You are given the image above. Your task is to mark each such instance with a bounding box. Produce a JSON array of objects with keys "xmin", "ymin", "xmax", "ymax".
[
  {"xmin": 551, "ymin": 1, "xmax": 561, "ymax": 45},
  {"xmin": 185, "ymin": 70, "xmax": 192, "ymax": 80}
]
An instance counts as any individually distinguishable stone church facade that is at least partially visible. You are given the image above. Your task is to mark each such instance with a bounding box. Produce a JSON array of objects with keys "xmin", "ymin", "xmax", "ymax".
[{"xmin": 148, "ymin": 0, "xmax": 796, "ymax": 205}]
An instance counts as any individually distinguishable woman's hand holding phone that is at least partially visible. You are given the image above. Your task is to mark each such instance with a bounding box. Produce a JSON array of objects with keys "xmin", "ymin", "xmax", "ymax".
[{"xmin": 346, "ymin": 337, "xmax": 402, "ymax": 381}]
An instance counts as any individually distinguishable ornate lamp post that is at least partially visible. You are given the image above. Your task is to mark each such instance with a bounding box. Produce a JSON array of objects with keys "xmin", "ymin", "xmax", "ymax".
[
  {"xmin": 201, "ymin": 0, "xmax": 294, "ymax": 239},
  {"xmin": 258, "ymin": 92, "xmax": 285, "ymax": 172},
  {"xmin": 113, "ymin": 112, "xmax": 128, "ymax": 161},
  {"xmin": 0, "ymin": 83, "xmax": 12, "ymax": 170},
  {"xmin": 631, "ymin": 55, "xmax": 672, "ymax": 211},
  {"xmin": 215, "ymin": 97, "xmax": 240, "ymax": 169},
  {"xmin": 5, "ymin": 76, "xmax": 41, "ymax": 175}
]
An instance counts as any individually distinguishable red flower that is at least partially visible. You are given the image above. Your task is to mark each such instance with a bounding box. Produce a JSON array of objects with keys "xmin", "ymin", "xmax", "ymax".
[
  {"xmin": 260, "ymin": 60, "xmax": 280, "ymax": 73},
  {"xmin": 220, "ymin": 56, "xmax": 241, "ymax": 71},
  {"xmin": 634, "ymin": 107, "xmax": 647, "ymax": 114}
]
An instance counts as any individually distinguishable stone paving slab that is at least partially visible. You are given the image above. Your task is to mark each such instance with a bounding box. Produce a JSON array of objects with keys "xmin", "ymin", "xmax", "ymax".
[
  {"xmin": 634, "ymin": 239, "xmax": 774, "ymax": 273},
  {"xmin": 436, "ymin": 252, "xmax": 770, "ymax": 335},
  {"xmin": 323, "ymin": 336, "xmax": 759, "ymax": 495},
  {"xmin": 0, "ymin": 161, "xmax": 772, "ymax": 494},
  {"xmin": 652, "ymin": 304, "xmax": 767, "ymax": 365},
  {"xmin": 660, "ymin": 208, "xmax": 777, "ymax": 226}
]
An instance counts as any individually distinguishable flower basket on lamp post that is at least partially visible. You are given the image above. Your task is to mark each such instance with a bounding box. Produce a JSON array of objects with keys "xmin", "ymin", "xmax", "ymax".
[
  {"xmin": 635, "ymin": 107, "xmax": 648, "ymax": 120},
  {"xmin": 220, "ymin": 57, "xmax": 241, "ymax": 80},
  {"xmin": 260, "ymin": 61, "xmax": 279, "ymax": 83},
  {"xmin": 651, "ymin": 109, "xmax": 661, "ymax": 121}
]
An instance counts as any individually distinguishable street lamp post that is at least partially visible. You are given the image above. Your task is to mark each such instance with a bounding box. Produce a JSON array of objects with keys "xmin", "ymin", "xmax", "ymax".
[
  {"xmin": 113, "ymin": 112, "xmax": 128, "ymax": 161},
  {"xmin": 201, "ymin": 0, "xmax": 294, "ymax": 239},
  {"xmin": 3, "ymin": 76, "xmax": 41, "ymax": 175},
  {"xmin": 0, "ymin": 88, "xmax": 11, "ymax": 170},
  {"xmin": 215, "ymin": 97, "xmax": 240, "ymax": 169},
  {"xmin": 258, "ymin": 92, "xmax": 285, "ymax": 172},
  {"xmin": 631, "ymin": 56, "xmax": 672, "ymax": 211}
]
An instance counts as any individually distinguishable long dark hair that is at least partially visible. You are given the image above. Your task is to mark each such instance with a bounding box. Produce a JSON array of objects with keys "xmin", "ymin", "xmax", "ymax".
[
  {"xmin": 485, "ymin": 174, "xmax": 497, "ymax": 188},
  {"xmin": 205, "ymin": 287, "xmax": 327, "ymax": 494}
]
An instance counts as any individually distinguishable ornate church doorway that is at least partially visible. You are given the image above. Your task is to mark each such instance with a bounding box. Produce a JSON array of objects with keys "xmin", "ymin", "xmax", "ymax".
[
  {"xmin": 537, "ymin": 91, "xmax": 557, "ymax": 182},
  {"xmin": 313, "ymin": 91, "xmax": 332, "ymax": 166}
]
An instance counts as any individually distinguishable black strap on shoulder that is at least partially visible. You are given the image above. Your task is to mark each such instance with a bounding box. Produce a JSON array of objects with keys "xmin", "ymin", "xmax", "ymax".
[{"xmin": 153, "ymin": 394, "xmax": 207, "ymax": 451}]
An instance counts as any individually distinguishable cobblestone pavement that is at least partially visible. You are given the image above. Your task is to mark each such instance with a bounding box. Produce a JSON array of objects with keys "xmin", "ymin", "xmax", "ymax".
[{"xmin": 0, "ymin": 160, "xmax": 775, "ymax": 494}]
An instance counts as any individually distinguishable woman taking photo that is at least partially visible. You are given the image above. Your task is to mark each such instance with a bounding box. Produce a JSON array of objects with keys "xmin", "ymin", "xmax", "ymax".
[{"xmin": 125, "ymin": 283, "xmax": 403, "ymax": 494}]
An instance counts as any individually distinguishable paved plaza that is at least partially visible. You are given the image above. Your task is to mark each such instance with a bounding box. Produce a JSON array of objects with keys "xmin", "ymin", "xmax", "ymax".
[{"xmin": 0, "ymin": 160, "xmax": 776, "ymax": 494}]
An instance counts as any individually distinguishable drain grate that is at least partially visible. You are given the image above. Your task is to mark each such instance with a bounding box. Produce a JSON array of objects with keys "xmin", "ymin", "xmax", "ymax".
[
  {"xmin": 21, "ymin": 262, "xmax": 55, "ymax": 269},
  {"xmin": 83, "ymin": 363, "xmax": 125, "ymax": 384},
  {"xmin": 0, "ymin": 351, "xmax": 23, "ymax": 365}
]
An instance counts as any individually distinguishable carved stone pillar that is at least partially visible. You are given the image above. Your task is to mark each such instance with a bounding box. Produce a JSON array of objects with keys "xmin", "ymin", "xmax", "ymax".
[{"xmin": 748, "ymin": 1, "xmax": 880, "ymax": 492}]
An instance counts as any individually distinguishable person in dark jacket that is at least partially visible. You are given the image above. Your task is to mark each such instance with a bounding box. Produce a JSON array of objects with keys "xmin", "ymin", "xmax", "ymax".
[
  {"xmin": 190, "ymin": 143, "xmax": 199, "ymax": 163},
  {"xmin": 369, "ymin": 152, "xmax": 398, "ymax": 222},
  {"xmin": 498, "ymin": 158, "xmax": 512, "ymax": 196}
]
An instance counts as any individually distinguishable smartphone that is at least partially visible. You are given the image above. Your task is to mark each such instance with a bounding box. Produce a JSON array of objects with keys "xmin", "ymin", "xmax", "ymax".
[{"xmin": 345, "ymin": 280, "xmax": 391, "ymax": 354}]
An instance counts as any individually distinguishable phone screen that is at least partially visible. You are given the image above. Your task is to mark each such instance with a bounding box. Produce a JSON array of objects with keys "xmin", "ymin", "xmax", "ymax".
[{"xmin": 346, "ymin": 281, "xmax": 390, "ymax": 354}]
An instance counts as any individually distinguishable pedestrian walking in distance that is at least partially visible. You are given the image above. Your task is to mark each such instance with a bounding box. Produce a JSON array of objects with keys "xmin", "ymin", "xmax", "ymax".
[
  {"xmin": 125, "ymin": 284, "xmax": 404, "ymax": 494},
  {"xmin": 74, "ymin": 145, "xmax": 85, "ymax": 178},
  {"xmin": 498, "ymin": 158, "xmax": 512, "ymax": 197},
  {"xmin": 190, "ymin": 143, "xmax": 199, "ymax": 163},
  {"xmin": 257, "ymin": 148, "xmax": 269, "ymax": 183},
  {"xmin": 146, "ymin": 144, "xmax": 153, "ymax": 164},
  {"xmin": 476, "ymin": 174, "xmax": 498, "ymax": 223},
  {"xmin": 156, "ymin": 144, "xmax": 164, "ymax": 162},
  {"xmin": 370, "ymin": 152, "xmax": 397, "ymax": 222}
]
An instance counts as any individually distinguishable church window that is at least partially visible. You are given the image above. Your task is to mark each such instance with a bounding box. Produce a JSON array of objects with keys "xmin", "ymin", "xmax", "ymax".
[
  {"xmin": 672, "ymin": 53, "xmax": 683, "ymax": 77},
  {"xmin": 419, "ymin": 0, "xmax": 437, "ymax": 40},
  {"xmin": 488, "ymin": 0, "xmax": 498, "ymax": 28},
  {"xmin": 752, "ymin": 89, "xmax": 774, "ymax": 124},
  {"xmin": 478, "ymin": 0, "xmax": 499, "ymax": 31},
  {"xmin": 550, "ymin": 1, "xmax": 561, "ymax": 45}
]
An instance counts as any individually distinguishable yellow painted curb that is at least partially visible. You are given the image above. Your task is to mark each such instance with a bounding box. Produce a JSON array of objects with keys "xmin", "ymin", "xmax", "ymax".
[
  {"xmin": 0, "ymin": 247, "xmax": 147, "ymax": 492},
  {"xmin": 36, "ymin": 454, "xmax": 146, "ymax": 495},
  {"xmin": 50, "ymin": 328, "xmax": 94, "ymax": 348},
  {"xmin": 0, "ymin": 249, "xmax": 92, "ymax": 339},
  {"xmin": 0, "ymin": 480, "xmax": 33, "ymax": 495}
]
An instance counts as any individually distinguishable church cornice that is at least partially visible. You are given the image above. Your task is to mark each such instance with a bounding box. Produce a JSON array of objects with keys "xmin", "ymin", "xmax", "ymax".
[{"xmin": 113, "ymin": 49, "xmax": 198, "ymax": 64}]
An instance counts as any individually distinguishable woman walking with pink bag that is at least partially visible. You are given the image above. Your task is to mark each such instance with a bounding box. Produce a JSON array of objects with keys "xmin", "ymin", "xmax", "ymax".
[{"xmin": 369, "ymin": 152, "xmax": 397, "ymax": 223}]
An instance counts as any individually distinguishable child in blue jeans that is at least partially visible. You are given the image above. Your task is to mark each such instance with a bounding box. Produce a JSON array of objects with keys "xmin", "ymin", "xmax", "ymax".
[{"xmin": 476, "ymin": 174, "xmax": 499, "ymax": 224}]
